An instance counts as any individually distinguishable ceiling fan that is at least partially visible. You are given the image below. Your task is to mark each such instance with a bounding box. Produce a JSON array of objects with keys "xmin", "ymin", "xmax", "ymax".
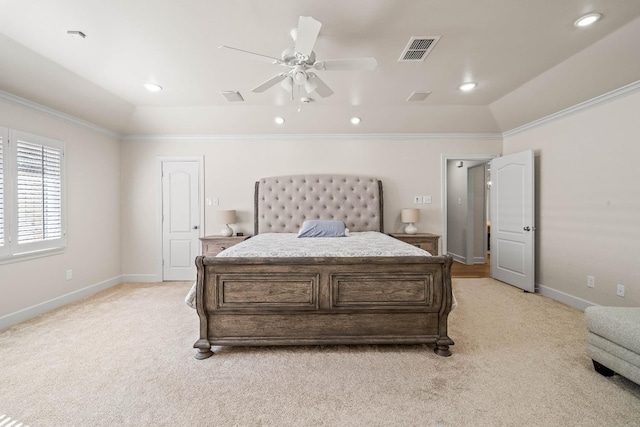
[{"xmin": 219, "ymin": 16, "xmax": 377, "ymax": 99}]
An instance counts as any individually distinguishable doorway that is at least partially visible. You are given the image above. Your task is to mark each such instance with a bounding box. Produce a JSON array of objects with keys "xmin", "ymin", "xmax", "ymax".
[{"xmin": 441, "ymin": 154, "xmax": 496, "ymax": 272}]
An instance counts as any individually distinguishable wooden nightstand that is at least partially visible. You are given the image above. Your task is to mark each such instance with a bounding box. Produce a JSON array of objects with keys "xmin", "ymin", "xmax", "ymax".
[
  {"xmin": 200, "ymin": 235, "xmax": 249, "ymax": 256},
  {"xmin": 390, "ymin": 233, "xmax": 440, "ymax": 255}
]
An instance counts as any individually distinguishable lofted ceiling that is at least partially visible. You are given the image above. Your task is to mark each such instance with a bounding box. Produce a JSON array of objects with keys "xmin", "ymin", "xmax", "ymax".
[{"xmin": 1, "ymin": 0, "xmax": 640, "ymax": 136}]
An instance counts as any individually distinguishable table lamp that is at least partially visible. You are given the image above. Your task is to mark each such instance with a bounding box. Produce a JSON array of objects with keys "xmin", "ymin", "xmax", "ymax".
[
  {"xmin": 218, "ymin": 210, "xmax": 236, "ymax": 237},
  {"xmin": 401, "ymin": 208, "xmax": 420, "ymax": 235}
]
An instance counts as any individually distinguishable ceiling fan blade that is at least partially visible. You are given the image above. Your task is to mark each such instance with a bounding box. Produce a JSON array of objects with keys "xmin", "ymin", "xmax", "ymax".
[
  {"xmin": 218, "ymin": 45, "xmax": 282, "ymax": 65},
  {"xmin": 295, "ymin": 16, "xmax": 322, "ymax": 58},
  {"xmin": 252, "ymin": 74, "xmax": 288, "ymax": 93},
  {"xmin": 306, "ymin": 73, "xmax": 334, "ymax": 98},
  {"xmin": 317, "ymin": 58, "xmax": 378, "ymax": 71}
]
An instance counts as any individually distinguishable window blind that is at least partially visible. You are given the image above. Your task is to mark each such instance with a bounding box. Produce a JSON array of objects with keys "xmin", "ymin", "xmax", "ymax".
[{"xmin": 16, "ymin": 139, "xmax": 63, "ymax": 244}]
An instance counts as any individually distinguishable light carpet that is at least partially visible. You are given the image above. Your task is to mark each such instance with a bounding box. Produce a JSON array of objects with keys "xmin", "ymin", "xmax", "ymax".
[{"xmin": 1, "ymin": 279, "xmax": 639, "ymax": 426}]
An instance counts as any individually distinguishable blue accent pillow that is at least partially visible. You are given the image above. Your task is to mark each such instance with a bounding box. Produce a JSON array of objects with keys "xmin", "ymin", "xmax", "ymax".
[{"xmin": 298, "ymin": 220, "xmax": 346, "ymax": 238}]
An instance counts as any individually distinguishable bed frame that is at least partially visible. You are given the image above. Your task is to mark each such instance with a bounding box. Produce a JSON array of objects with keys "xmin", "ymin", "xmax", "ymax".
[{"xmin": 193, "ymin": 175, "xmax": 454, "ymax": 359}]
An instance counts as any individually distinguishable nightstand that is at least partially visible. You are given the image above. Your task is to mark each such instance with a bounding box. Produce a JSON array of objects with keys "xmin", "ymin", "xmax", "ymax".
[
  {"xmin": 390, "ymin": 233, "xmax": 440, "ymax": 255},
  {"xmin": 200, "ymin": 235, "xmax": 249, "ymax": 256}
]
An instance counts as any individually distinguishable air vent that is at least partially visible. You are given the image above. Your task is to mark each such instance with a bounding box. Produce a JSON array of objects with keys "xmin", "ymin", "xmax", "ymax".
[
  {"xmin": 399, "ymin": 36, "xmax": 441, "ymax": 62},
  {"xmin": 406, "ymin": 91, "xmax": 431, "ymax": 102},
  {"xmin": 220, "ymin": 91, "xmax": 244, "ymax": 102}
]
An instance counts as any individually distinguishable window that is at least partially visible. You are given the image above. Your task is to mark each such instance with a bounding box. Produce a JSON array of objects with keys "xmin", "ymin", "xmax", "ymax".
[{"xmin": 0, "ymin": 127, "xmax": 65, "ymax": 260}]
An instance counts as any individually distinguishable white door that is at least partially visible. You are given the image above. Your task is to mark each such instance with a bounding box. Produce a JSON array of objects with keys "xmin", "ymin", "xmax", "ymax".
[
  {"xmin": 490, "ymin": 150, "xmax": 535, "ymax": 292},
  {"xmin": 162, "ymin": 161, "xmax": 201, "ymax": 281}
]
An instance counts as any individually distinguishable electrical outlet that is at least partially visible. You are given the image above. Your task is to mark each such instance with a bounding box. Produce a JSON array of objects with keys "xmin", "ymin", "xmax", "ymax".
[
  {"xmin": 587, "ymin": 276, "xmax": 595, "ymax": 288},
  {"xmin": 413, "ymin": 196, "xmax": 422, "ymax": 204},
  {"xmin": 616, "ymin": 284, "xmax": 625, "ymax": 297},
  {"xmin": 66, "ymin": 269, "xmax": 73, "ymax": 281}
]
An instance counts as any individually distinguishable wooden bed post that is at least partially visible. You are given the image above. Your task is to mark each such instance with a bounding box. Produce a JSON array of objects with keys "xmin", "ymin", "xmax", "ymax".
[
  {"xmin": 435, "ymin": 254, "xmax": 454, "ymax": 356},
  {"xmin": 193, "ymin": 256, "xmax": 214, "ymax": 360}
]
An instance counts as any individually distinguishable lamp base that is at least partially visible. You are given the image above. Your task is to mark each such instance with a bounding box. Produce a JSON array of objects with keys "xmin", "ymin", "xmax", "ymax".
[
  {"xmin": 220, "ymin": 224, "xmax": 233, "ymax": 237},
  {"xmin": 404, "ymin": 223, "xmax": 418, "ymax": 235}
]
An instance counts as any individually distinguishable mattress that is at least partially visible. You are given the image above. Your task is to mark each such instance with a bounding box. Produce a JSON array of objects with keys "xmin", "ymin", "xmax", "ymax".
[{"xmin": 217, "ymin": 231, "xmax": 432, "ymax": 258}]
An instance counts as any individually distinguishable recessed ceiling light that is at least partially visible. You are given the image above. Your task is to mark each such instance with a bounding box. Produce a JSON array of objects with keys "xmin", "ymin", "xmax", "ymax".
[
  {"xmin": 350, "ymin": 117, "xmax": 361, "ymax": 125},
  {"xmin": 274, "ymin": 116, "xmax": 285, "ymax": 125},
  {"xmin": 574, "ymin": 13, "xmax": 602, "ymax": 27},
  {"xmin": 143, "ymin": 82, "xmax": 163, "ymax": 92},
  {"xmin": 458, "ymin": 82, "xmax": 477, "ymax": 92}
]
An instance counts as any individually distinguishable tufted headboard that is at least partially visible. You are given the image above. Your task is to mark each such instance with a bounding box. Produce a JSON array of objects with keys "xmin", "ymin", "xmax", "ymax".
[{"xmin": 254, "ymin": 175, "xmax": 384, "ymax": 235}]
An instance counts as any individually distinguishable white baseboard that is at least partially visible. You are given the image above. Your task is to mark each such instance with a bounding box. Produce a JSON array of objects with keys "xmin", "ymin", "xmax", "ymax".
[
  {"xmin": 537, "ymin": 283, "xmax": 597, "ymax": 312},
  {"xmin": 0, "ymin": 275, "xmax": 123, "ymax": 330},
  {"xmin": 121, "ymin": 274, "xmax": 161, "ymax": 283},
  {"xmin": 448, "ymin": 252, "xmax": 466, "ymax": 264}
]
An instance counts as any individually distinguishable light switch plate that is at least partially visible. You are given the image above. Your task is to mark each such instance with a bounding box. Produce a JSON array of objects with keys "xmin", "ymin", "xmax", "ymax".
[{"xmin": 423, "ymin": 196, "xmax": 432, "ymax": 204}]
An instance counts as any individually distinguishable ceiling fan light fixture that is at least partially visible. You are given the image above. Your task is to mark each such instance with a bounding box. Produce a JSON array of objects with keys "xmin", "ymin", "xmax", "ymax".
[
  {"xmin": 458, "ymin": 82, "xmax": 477, "ymax": 92},
  {"xmin": 304, "ymin": 77, "xmax": 318, "ymax": 94},
  {"xmin": 292, "ymin": 67, "xmax": 307, "ymax": 85},
  {"xmin": 143, "ymin": 82, "xmax": 163, "ymax": 92},
  {"xmin": 274, "ymin": 116, "xmax": 285, "ymax": 125},
  {"xmin": 350, "ymin": 117, "xmax": 361, "ymax": 125},
  {"xmin": 574, "ymin": 12, "xmax": 602, "ymax": 27},
  {"xmin": 280, "ymin": 77, "xmax": 293, "ymax": 92}
]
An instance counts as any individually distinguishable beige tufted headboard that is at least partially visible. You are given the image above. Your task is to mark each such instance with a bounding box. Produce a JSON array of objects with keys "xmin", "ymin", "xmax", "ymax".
[{"xmin": 254, "ymin": 175, "xmax": 384, "ymax": 235}]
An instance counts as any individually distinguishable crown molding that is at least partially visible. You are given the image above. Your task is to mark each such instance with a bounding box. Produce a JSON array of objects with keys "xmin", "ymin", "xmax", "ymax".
[
  {"xmin": 0, "ymin": 90, "xmax": 121, "ymax": 138},
  {"xmin": 503, "ymin": 80, "xmax": 640, "ymax": 138},
  {"xmin": 122, "ymin": 132, "xmax": 503, "ymax": 142},
  {"xmin": 5, "ymin": 78, "xmax": 639, "ymax": 142}
]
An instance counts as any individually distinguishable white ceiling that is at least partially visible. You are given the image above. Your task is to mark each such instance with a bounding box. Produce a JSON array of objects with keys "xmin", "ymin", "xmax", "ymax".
[{"xmin": 1, "ymin": 0, "xmax": 640, "ymax": 135}]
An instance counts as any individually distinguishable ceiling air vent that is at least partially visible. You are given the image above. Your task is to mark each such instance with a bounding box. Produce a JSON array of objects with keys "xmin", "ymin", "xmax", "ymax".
[{"xmin": 399, "ymin": 36, "xmax": 441, "ymax": 62}]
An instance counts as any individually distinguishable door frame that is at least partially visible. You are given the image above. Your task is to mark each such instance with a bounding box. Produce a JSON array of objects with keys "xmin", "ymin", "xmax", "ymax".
[
  {"xmin": 440, "ymin": 154, "xmax": 497, "ymax": 257},
  {"xmin": 156, "ymin": 156, "xmax": 205, "ymax": 281}
]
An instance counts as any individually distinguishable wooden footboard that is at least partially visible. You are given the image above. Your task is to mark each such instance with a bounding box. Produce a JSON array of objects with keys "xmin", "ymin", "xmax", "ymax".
[{"xmin": 193, "ymin": 254, "xmax": 454, "ymax": 359}]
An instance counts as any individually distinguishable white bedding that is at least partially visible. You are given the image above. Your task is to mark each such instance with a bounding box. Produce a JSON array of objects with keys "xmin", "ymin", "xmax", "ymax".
[
  {"xmin": 217, "ymin": 231, "xmax": 432, "ymax": 258},
  {"xmin": 185, "ymin": 232, "xmax": 458, "ymax": 310}
]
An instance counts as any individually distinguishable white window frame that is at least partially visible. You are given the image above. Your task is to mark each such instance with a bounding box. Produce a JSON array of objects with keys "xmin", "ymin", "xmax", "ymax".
[{"xmin": 0, "ymin": 127, "xmax": 66, "ymax": 261}]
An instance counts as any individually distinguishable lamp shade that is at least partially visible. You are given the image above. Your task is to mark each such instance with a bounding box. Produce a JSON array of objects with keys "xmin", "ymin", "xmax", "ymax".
[
  {"xmin": 218, "ymin": 210, "xmax": 236, "ymax": 225},
  {"xmin": 401, "ymin": 208, "xmax": 420, "ymax": 223}
]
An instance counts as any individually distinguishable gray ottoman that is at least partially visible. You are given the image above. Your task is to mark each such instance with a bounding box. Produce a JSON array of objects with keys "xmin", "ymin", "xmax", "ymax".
[{"xmin": 585, "ymin": 306, "xmax": 640, "ymax": 385}]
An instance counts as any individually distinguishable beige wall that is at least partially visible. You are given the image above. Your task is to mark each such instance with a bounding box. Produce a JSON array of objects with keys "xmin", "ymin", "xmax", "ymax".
[
  {"xmin": 120, "ymin": 137, "xmax": 502, "ymax": 278},
  {"xmin": 0, "ymin": 99, "xmax": 121, "ymax": 322},
  {"xmin": 503, "ymin": 90, "xmax": 640, "ymax": 307}
]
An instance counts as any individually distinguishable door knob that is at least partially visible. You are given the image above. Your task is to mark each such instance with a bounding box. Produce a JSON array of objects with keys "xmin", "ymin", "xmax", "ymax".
[
  {"xmin": 523, "ymin": 226, "xmax": 536, "ymax": 231},
  {"xmin": 193, "ymin": 225, "xmax": 199, "ymax": 230}
]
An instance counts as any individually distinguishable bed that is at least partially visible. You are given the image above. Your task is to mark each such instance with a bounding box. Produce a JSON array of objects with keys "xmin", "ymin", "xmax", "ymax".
[{"xmin": 191, "ymin": 175, "xmax": 454, "ymax": 359}]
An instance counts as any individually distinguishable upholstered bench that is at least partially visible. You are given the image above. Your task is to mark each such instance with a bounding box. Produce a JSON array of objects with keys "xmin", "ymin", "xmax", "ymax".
[{"xmin": 585, "ymin": 306, "xmax": 640, "ymax": 385}]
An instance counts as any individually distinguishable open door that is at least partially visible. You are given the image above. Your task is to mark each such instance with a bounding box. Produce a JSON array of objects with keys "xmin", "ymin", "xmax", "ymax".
[{"xmin": 490, "ymin": 150, "xmax": 535, "ymax": 292}]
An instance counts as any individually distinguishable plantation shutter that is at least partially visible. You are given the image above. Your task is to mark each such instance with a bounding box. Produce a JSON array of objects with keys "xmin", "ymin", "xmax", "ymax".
[
  {"xmin": 17, "ymin": 140, "xmax": 63, "ymax": 241},
  {"xmin": 12, "ymin": 131, "xmax": 65, "ymax": 254},
  {"xmin": 0, "ymin": 131, "xmax": 5, "ymax": 255}
]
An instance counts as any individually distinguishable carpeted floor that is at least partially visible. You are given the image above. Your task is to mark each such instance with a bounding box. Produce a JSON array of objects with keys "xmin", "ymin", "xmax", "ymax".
[{"xmin": 1, "ymin": 279, "xmax": 639, "ymax": 426}]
